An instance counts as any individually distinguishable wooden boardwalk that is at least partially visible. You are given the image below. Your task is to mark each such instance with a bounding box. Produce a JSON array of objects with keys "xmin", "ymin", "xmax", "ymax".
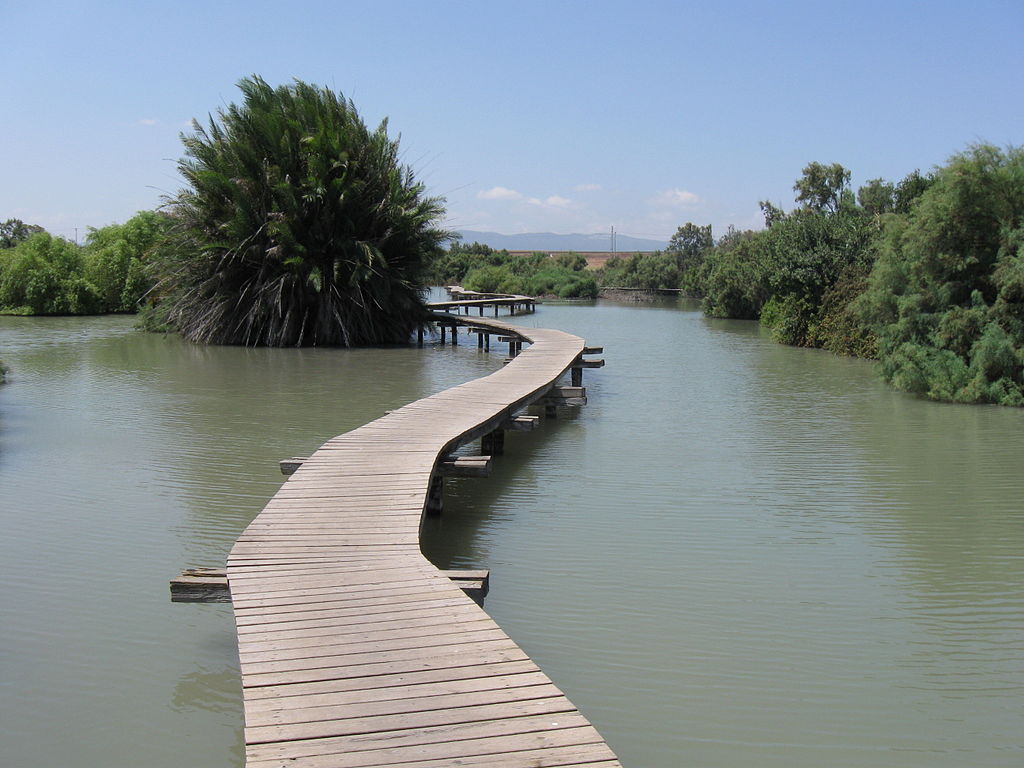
[{"xmin": 227, "ymin": 312, "xmax": 621, "ymax": 768}]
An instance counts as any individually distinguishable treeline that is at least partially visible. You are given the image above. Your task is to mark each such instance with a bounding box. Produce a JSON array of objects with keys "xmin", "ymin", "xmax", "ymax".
[
  {"xmin": 607, "ymin": 144, "xmax": 1024, "ymax": 406},
  {"xmin": 429, "ymin": 241, "xmax": 598, "ymax": 298},
  {"xmin": 0, "ymin": 212, "xmax": 167, "ymax": 315}
]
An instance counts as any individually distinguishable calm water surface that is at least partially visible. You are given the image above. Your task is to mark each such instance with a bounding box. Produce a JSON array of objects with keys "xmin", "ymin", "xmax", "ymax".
[{"xmin": 1, "ymin": 299, "xmax": 1021, "ymax": 767}]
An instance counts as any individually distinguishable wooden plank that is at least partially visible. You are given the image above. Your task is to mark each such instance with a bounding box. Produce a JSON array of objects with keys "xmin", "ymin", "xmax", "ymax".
[
  {"xmin": 245, "ymin": 695, "xmax": 577, "ymax": 745},
  {"xmin": 241, "ymin": 643, "xmax": 532, "ymax": 688},
  {"xmin": 244, "ymin": 715, "xmax": 602, "ymax": 763},
  {"xmin": 243, "ymin": 670, "xmax": 552, "ymax": 716},
  {"xmin": 242, "ymin": 659, "xmax": 542, "ymax": 700}
]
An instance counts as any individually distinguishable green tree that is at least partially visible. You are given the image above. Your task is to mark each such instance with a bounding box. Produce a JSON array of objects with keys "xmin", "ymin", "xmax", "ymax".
[
  {"xmin": 892, "ymin": 169, "xmax": 934, "ymax": 214},
  {"xmin": 84, "ymin": 211, "xmax": 167, "ymax": 312},
  {"xmin": 149, "ymin": 76, "xmax": 451, "ymax": 346},
  {"xmin": 858, "ymin": 144, "xmax": 1024, "ymax": 405},
  {"xmin": 1, "ymin": 219, "xmax": 45, "ymax": 249},
  {"xmin": 0, "ymin": 232, "xmax": 99, "ymax": 314},
  {"xmin": 857, "ymin": 178, "xmax": 895, "ymax": 216},
  {"xmin": 667, "ymin": 223, "xmax": 713, "ymax": 262},
  {"xmin": 794, "ymin": 162, "xmax": 852, "ymax": 214}
]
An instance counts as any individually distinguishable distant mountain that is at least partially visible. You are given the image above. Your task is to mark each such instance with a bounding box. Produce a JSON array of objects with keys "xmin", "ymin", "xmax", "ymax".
[{"xmin": 455, "ymin": 230, "xmax": 667, "ymax": 253}]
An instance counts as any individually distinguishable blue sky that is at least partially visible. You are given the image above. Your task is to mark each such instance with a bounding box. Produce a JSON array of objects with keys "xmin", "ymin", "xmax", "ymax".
[{"xmin": 3, "ymin": 0, "xmax": 1021, "ymax": 245}]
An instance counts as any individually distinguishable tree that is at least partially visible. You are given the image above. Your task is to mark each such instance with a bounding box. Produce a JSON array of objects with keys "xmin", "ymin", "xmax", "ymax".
[
  {"xmin": 666, "ymin": 223, "xmax": 713, "ymax": 263},
  {"xmin": 794, "ymin": 162, "xmax": 852, "ymax": 214},
  {"xmin": 84, "ymin": 211, "xmax": 167, "ymax": 312},
  {"xmin": 892, "ymin": 169, "xmax": 934, "ymax": 214},
  {"xmin": 1, "ymin": 219, "xmax": 45, "ymax": 249},
  {"xmin": 150, "ymin": 76, "xmax": 451, "ymax": 346},
  {"xmin": 0, "ymin": 232, "xmax": 99, "ymax": 314},
  {"xmin": 857, "ymin": 178, "xmax": 895, "ymax": 216},
  {"xmin": 758, "ymin": 201, "xmax": 786, "ymax": 228},
  {"xmin": 858, "ymin": 144, "xmax": 1024, "ymax": 405}
]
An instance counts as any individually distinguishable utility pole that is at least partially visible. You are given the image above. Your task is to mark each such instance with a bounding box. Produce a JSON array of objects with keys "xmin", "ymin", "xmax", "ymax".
[{"xmin": 610, "ymin": 225, "xmax": 616, "ymax": 253}]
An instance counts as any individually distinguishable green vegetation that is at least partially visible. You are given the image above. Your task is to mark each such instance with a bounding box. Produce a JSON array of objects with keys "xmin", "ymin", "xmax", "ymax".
[
  {"xmin": 0, "ymin": 213, "xmax": 163, "ymax": 315},
  {"xmin": 145, "ymin": 76, "xmax": 449, "ymax": 346},
  {"xmin": 663, "ymin": 144, "xmax": 1023, "ymax": 406},
  {"xmin": 592, "ymin": 144, "xmax": 1023, "ymax": 406},
  {"xmin": 857, "ymin": 145, "xmax": 1024, "ymax": 405},
  {"xmin": 429, "ymin": 241, "xmax": 598, "ymax": 298},
  {"xmin": 596, "ymin": 223, "xmax": 714, "ymax": 294}
]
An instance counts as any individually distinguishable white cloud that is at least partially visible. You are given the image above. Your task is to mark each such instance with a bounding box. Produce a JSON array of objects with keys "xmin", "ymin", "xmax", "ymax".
[
  {"xmin": 574, "ymin": 183, "xmax": 602, "ymax": 192},
  {"xmin": 652, "ymin": 187, "xmax": 701, "ymax": 208},
  {"xmin": 136, "ymin": 118, "xmax": 158, "ymax": 126},
  {"xmin": 527, "ymin": 195, "xmax": 572, "ymax": 208},
  {"xmin": 477, "ymin": 186, "xmax": 522, "ymax": 201}
]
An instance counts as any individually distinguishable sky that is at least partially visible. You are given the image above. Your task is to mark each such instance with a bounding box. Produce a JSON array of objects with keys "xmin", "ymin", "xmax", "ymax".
[{"xmin": 2, "ymin": 0, "xmax": 1022, "ymax": 246}]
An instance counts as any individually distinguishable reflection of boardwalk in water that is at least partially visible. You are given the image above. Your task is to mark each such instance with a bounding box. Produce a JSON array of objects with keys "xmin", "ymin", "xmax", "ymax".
[{"xmin": 226, "ymin": 308, "xmax": 620, "ymax": 767}]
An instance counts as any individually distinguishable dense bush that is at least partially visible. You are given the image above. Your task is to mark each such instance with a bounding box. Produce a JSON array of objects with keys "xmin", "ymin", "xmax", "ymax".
[
  {"xmin": 858, "ymin": 144, "xmax": 1024, "ymax": 405},
  {"xmin": 595, "ymin": 223, "xmax": 714, "ymax": 295},
  {"xmin": 428, "ymin": 241, "xmax": 510, "ymax": 284},
  {"xmin": 84, "ymin": 211, "xmax": 166, "ymax": 312},
  {"xmin": 435, "ymin": 243, "xmax": 597, "ymax": 298},
  {"xmin": 700, "ymin": 162, "xmax": 882, "ymax": 344},
  {"xmin": 0, "ymin": 212, "xmax": 165, "ymax": 316},
  {"xmin": 0, "ymin": 232, "xmax": 99, "ymax": 314}
]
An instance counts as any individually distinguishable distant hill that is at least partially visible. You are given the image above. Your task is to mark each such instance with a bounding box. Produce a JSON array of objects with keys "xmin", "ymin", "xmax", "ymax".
[{"xmin": 455, "ymin": 230, "xmax": 668, "ymax": 253}]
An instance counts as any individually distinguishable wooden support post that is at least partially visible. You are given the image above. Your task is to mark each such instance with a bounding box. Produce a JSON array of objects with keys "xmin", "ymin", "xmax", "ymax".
[
  {"xmin": 481, "ymin": 428, "xmax": 505, "ymax": 456},
  {"xmin": 440, "ymin": 324, "xmax": 446, "ymax": 344},
  {"xmin": 477, "ymin": 331, "xmax": 484, "ymax": 349},
  {"xmin": 485, "ymin": 332, "xmax": 490, "ymax": 351},
  {"xmin": 417, "ymin": 326, "xmax": 424, "ymax": 347},
  {"xmin": 426, "ymin": 474, "xmax": 444, "ymax": 515},
  {"xmin": 451, "ymin": 325, "xmax": 458, "ymax": 345},
  {"xmin": 571, "ymin": 367, "xmax": 583, "ymax": 387},
  {"xmin": 545, "ymin": 404, "xmax": 557, "ymax": 419},
  {"xmin": 478, "ymin": 306, "xmax": 484, "ymax": 316},
  {"xmin": 493, "ymin": 303, "xmax": 499, "ymax": 317}
]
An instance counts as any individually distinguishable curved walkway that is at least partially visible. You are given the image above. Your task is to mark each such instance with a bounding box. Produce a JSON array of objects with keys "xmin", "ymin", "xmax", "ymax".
[{"xmin": 227, "ymin": 315, "xmax": 622, "ymax": 768}]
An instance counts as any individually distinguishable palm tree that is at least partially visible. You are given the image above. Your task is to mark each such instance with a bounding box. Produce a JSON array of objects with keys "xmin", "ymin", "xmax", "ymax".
[{"xmin": 153, "ymin": 76, "xmax": 450, "ymax": 346}]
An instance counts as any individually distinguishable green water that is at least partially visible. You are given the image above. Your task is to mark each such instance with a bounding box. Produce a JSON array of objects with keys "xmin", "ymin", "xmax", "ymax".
[{"xmin": 1, "ymin": 301, "xmax": 1021, "ymax": 767}]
